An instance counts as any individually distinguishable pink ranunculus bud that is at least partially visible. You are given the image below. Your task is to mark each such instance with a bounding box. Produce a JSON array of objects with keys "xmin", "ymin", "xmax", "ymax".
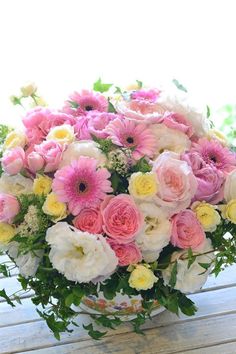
[
  {"xmin": 2, "ymin": 147, "xmax": 25, "ymax": 175},
  {"xmin": 27, "ymin": 151, "xmax": 45, "ymax": 173},
  {"xmin": 0, "ymin": 193, "xmax": 20, "ymax": 223}
]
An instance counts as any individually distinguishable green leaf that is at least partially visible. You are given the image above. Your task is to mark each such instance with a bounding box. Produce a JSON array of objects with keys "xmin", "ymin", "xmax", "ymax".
[
  {"xmin": 172, "ymin": 79, "xmax": 187, "ymax": 93},
  {"xmin": 187, "ymin": 248, "xmax": 197, "ymax": 269},
  {"xmin": 131, "ymin": 157, "xmax": 151, "ymax": 173},
  {"xmin": 0, "ymin": 264, "xmax": 10, "ymax": 277},
  {"xmin": 169, "ymin": 261, "xmax": 178, "ymax": 288},
  {"xmin": 136, "ymin": 80, "xmax": 143, "ymax": 89},
  {"xmin": 68, "ymin": 100, "xmax": 79, "ymax": 109},
  {"xmin": 83, "ymin": 323, "xmax": 107, "ymax": 340},
  {"xmin": 114, "ymin": 86, "xmax": 122, "ymax": 94},
  {"xmin": 93, "ymin": 78, "xmax": 113, "ymax": 93},
  {"xmin": 206, "ymin": 105, "xmax": 211, "ymax": 118},
  {"xmin": 0, "ymin": 289, "xmax": 15, "ymax": 307},
  {"xmin": 131, "ymin": 313, "xmax": 146, "ymax": 334},
  {"xmin": 178, "ymin": 293, "xmax": 197, "ymax": 316},
  {"xmin": 198, "ymin": 262, "xmax": 211, "ymax": 270},
  {"xmin": 65, "ymin": 293, "xmax": 74, "ymax": 307},
  {"xmin": 108, "ymin": 99, "xmax": 117, "ymax": 113},
  {"xmin": 92, "ymin": 315, "xmax": 122, "ymax": 330}
]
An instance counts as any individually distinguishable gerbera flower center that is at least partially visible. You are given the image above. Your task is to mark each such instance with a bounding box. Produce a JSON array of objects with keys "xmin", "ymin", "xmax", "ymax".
[
  {"xmin": 209, "ymin": 155, "xmax": 217, "ymax": 163},
  {"xmin": 126, "ymin": 136, "xmax": 134, "ymax": 144},
  {"xmin": 85, "ymin": 105, "xmax": 93, "ymax": 111},
  {"xmin": 77, "ymin": 181, "xmax": 88, "ymax": 193}
]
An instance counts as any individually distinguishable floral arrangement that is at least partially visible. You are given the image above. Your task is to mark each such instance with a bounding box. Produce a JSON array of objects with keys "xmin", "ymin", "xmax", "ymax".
[{"xmin": 0, "ymin": 79, "xmax": 236, "ymax": 340}]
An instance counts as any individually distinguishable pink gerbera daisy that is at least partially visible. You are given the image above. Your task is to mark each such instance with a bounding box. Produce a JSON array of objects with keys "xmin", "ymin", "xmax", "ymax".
[
  {"xmin": 52, "ymin": 156, "xmax": 112, "ymax": 215},
  {"xmin": 63, "ymin": 90, "xmax": 108, "ymax": 117},
  {"xmin": 192, "ymin": 138, "xmax": 236, "ymax": 173},
  {"xmin": 106, "ymin": 118, "xmax": 157, "ymax": 160}
]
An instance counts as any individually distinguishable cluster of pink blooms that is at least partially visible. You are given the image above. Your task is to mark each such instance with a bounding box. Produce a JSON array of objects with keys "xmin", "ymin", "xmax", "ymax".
[{"xmin": 1, "ymin": 85, "xmax": 236, "ymax": 269}]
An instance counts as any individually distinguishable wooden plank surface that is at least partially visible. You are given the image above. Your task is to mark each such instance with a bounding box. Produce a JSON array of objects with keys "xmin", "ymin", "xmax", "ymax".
[{"xmin": 181, "ymin": 341, "xmax": 236, "ymax": 354}]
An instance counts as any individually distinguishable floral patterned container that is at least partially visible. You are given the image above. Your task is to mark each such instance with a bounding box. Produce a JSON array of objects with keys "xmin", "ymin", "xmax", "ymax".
[{"xmin": 73, "ymin": 293, "xmax": 165, "ymax": 321}]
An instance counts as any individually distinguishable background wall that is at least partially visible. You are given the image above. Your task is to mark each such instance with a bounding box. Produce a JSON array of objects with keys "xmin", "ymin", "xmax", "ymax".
[{"xmin": 0, "ymin": 0, "xmax": 235, "ymax": 127}]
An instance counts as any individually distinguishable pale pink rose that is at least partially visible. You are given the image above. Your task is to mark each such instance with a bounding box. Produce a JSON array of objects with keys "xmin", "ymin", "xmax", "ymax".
[
  {"xmin": 35, "ymin": 141, "xmax": 63, "ymax": 173},
  {"xmin": 152, "ymin": 152, "xmax": 198, "ymax": 216},
  {"xmin": 73, "ymin": 207, "xmax": 103, "ymax": 234},
  {"xmin": 27, "ymin": 151, "xmax": 45, "ymax": 173},
  {"xmin": 131, "ymin": 89, "xmax": 160, "ymax": 102},
  {"xmin": 108, "ymin": 240, "xmax": 142, "ymax": 266},
  {"xmin": 171, "ymin": 210, "xmax": 206, "ymax": 250},
  {"xmin": 0, "ymin": 193, "xmax": 20, "ymax": 223},
  {"xmin": 101, "ymin": 194, "xmax": 143, "ymax": 244},
  {"xmin": 194, "ymin": 165, "xmax": 225, "ymax": 204},
  {"xmin": 162, "ymin": 112, "xmax": 193, "ymax": 137},
  {"xmin": 2, "ymin": 147, "xmax": 25, "ymax": 175}
]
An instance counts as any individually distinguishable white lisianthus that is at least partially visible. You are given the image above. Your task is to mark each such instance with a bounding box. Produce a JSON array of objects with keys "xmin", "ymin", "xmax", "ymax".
[
  {"xmin": 136, "ymin": 203, "xmax": 171, "ymax": 259},
  {"xmin": 158, "ymin": 90, "xmax": 209, "ymax": 137},
  {"xmin": 0, "ymin": 173, "xmax": 33, "ymax": 196},
  {"xmin": 152, "ymin": 124, "xmax": 191, "ymax": 156},
  {"xmin": 59, "ymin": 140, "xmax": 107, "ymax": 168},
  {"xmin": 224, "ymin": 168, "xmax": 236, "ymax": 202},
  {"xmin": 7, "ymin": 241, "xmax": 43, "ymax": 278},
  {"xmin": 3, "ymin": 130, "xmax": 27, "ymax": 151},
  {"xmin": 46, "ymin": 222, "xmax": 118, "ymax": 283},
  {"xmin": 162, "ymin": 238, "xmax": 215, "ymax": 293}
]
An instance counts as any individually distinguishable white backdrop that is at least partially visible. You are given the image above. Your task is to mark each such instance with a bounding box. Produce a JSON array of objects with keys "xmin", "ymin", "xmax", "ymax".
[{"xmin": 0, "ymin": 0, "xmax": 235, "ymax": 126}]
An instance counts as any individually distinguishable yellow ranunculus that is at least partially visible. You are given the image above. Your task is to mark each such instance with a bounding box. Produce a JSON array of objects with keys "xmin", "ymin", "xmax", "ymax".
[
  {"xmin": 33, "ymin": 175, "xmax": 52, "ymax": 196},
  {"xmin": 222, "ymin": 199, "xmax": 236, "ymax": 224},
  {"xmin": 192, "ymin": 201, "xmax": 221, "ymax": 232},
  {"xmin": 3, "ymin": 130, "xmax": 27, "ymax": 150},
  {"xmin": 20, "ymin": 82, "xmax": 37, "ymax": 97},
  {"xmin": 128, "ymin": 265, "xmax": 158, "ymax": 291},
  {"xmin": 0, "ymin": 223, "xmax": 16, "ymax": 244},
  {"xmin": 128, "ymin": 172, "xmax": 158, "ymax": 200},
  {"xmin": 47, "ymin": 124, "xmax": 75, "ymax": 145},
  {"xmin": 207, "ymin": 129, "xmax": 228, "ymax": 146},
  {"xmin": 42, "ymin": 193, "xmax": 67, "ymax": 222}
]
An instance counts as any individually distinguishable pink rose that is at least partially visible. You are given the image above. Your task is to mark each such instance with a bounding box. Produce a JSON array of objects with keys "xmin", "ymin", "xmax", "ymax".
[
  {"xmin": 27, "ymin": 151, "xmax": 45, "ymax": 173},
  {"xmin": 0, "ymin": 193, "xmax": 20, "ymax": 223},
  {"xmin": 131, "ymin": 89, "xmax": 160, "ymax": 102},
  {"xmin": 162, "ymin": 112, "xmax": 193, "ymax": 137},
  {"xmin": 181, "ymin": 151, "xmax": 205, "ymax": 173},
  {"xmin": 194, "ymin": 165, "xmax": 225, "ymax": 204},
  {"xmin": 108, "ymin": 240, "xmax": 142, "ymax": 266},
  {"xmin": 73, "ymin": 207, "xmax": 103, "ymax": 234},
  {"xmin": 35, "ymin": 141, "xmax": 63, "ymax": 172},
  {"xmin": 87, "ymin": 112, "xmax": 122, "ymax": 139},
  {"xmin": 101, "ymin": 195, "xmax": 143, "ymax": 244},
  {"xmin": 74, "ymin": 116, "xmax": 91, "ymax": 140},
  {"xmin": 2, "ymin": 147, "xmax": 25, "ymax": 175},
  {"xmin": 171, "ymin": 210, "xmax": 206, "ymax": 250},
  {"xmin": 152, "ymin": 152, "xmax": 197, "ymax": 216}
]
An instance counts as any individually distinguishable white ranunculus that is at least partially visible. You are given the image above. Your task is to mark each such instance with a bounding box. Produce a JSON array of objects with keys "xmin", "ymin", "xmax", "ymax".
[
  {"xmin": 152, "ymin": 124, "xmax": 191, "ymax": 156},
  {"xmin": 162, "ymin": 238, "xmax": 215, "ymax": 293},
  {"xmin": 158, "ymin": 91, "xmax": 209, "ymax": 137},
  {"xmin": 224, "ymin": 168, "xmax": 236, "ymax": 202},
  {"xmin": 59, "ymin": 140, "xmax": 107, "ymax": 168},
  {"xmin": 0, "ymin": 173, "xmax": 33, "ymax": 196},
  {"xmin": 142, "ymin": 250, "xmax": 161, "ymax": 263},
  {"xmin": 46, "ymin": 222, "xmax": 118, "ymax": 283},
  {"xmin": 136, "ymin": 202, "xmax": 171, "ymax": 255},
  {"xmin": 7, "ymin": 241, "xmax": 43, "ymax": 278}
]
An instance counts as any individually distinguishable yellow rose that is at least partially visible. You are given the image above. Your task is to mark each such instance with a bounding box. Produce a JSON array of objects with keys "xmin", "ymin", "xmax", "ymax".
[
  {"xmin": 42, "ymin": 193, "xmax": 67, "ymax": 222},
  {"xmin": 222, "ymin": 199, "xmax": 236, "ymax": 224},
  {"xmin": 0, "ymin": 223, "xmax": 16, "ymax": 244},
  {"xmin": 3, "ymin": 130, "xmax": 27, "ymax": 150},
  {"xmin": 128, "ymin": 172, "xmax": 158, "ymax": 200},
  {"xmin": 20, "ymin": 82, "xmax": 37, "ymax": 97},
  {"xmin": 33, "ymin": 175, "xmax": 52, "ymax": 196},
  {"xmin": 47, "ymin": 124, "xmax": 75, "ymax": 145},
  {"xmin": 129, "ymin": 265, "xmax": 158, "ymax": 291},
  {"xmin": 192, "ymin": 201, "xmax": 221, "ymax": 232},
  {"xmin": 207, "ymin": 129, "xmax": 228, "ymax": 146}
]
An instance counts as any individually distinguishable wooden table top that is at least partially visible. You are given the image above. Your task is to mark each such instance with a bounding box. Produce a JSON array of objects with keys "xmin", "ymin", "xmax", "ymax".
[{"xmin": 0, "ymin": 254, "xmax": 236, "ymax": 354}]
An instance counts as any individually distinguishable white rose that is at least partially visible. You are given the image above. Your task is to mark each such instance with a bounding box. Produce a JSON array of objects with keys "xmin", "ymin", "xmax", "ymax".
[
  {"xmin": 142, "ymin": 250, "xmax": 161, "ymax": 263},
  {"xmin": 224, "ymin": 168, "xmax": 236, "ymax": 202},
  {"xmin": 136, "ymin": 202, "xmax": 171, "ymax": 253},
  {"xmin": 152, "ymin": 124, "xmax": 191, "ymax": 156},
  {"xmin": 7, "ymin": 241, "xmax": 43, "ymax": 278},
  {"xmin": 162, "ymin": 238, "xmax": 215, "ymax": 293},
  {"xmin": 158, "ymin": 91, "xmax": 209, "ymax": 138},
  {"xmin": 59, "ymin": 140, "xmax": 107, "ymax": 168},
  {"xmin": 46, "ymin": 222, "xmax": 118, "ymax": 283},
  {"xmin": 0, "ymin": 173, "xmax": 33, "ymax": 196}
]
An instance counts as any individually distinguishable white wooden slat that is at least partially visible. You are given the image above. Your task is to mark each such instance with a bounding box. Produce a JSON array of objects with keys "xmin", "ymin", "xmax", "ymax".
[
  {"xmin": 0, "ymin": 255, "xmax": 19, "ymax": 279},
  {"xmin": 1, "ymin": 285, "xmax": 236, "ymax": 330},
  {"xmin": 0, "ymin": 276, "xmax": 34, "ymax": 303},
  {"xmin": 181, "ymin": 341, "xmax": 236, "ymax": 354},
  {"xmin": 15, "ymin": 313, "xmax": 236, "ymax": 354},
  {"xmin": 0, "ymin": 286, "xmax": 236, "ymax": 353}
]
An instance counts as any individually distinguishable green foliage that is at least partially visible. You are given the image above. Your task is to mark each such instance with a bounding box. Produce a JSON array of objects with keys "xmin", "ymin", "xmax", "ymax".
[
  {"xmin": 91, "ymin": 134, "xmax": 114, "ymax": 156},
  {"xmin": 68, "ymin": 100, "xmax": 79, "ymax": 109},
  {"xmin": 0, "ymin": 124, "xmax": 12, "ymax": 176},
  {"xmin": 0, "ymin": 289, "xmax": 15, "ymax": 307},
  {"xmin": 108, "ymin": 99, "xmax": 117, "ymax": 113},
  {"xmin": 131, "ymin": 157, "xmax": 152, "ymax": 173},
  {"xmin": 0, "ymin": 264, "xmax": 10, "ymax": 277},
  {"xmin": 172, "ymin": 79, "xmax": 187, "ymax": 93},
  {"xmin": 219, "ymin": 104, "xmax": 236, "ymax": 145},
  {"xmin": 93, "ymin": 78, "xmax": 113, "ymax": 93},
  {"xmin": 169, "ymin": 261, "xmax": 177, "ymax": 288},
  {"xmin": 136, "ymin": 80, "xmax": 143, "ymax": 89},
  {"xmin": 83, "ymin": 323, "xmax": 107, "ymax": 340}
]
